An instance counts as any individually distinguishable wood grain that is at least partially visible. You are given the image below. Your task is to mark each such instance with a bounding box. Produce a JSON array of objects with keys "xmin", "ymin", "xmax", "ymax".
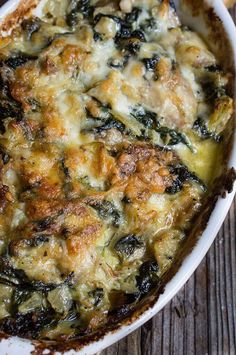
[{"xmin": 102, "ymin": 9, "xmax": 236, "ymax": 354}]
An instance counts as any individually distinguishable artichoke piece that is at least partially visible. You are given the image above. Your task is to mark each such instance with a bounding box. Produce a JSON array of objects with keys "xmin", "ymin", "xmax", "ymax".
[
  {"xmin": 18, "ymin": 292, "xmax": 44, "ymax": 314},
  {"xmin": 153, "ymin": 229, "xmax": 184, "ymax": 274},
  {"xmin": 114, "ymin": 234, "xmax": 145, "ymax": 260},
  {"xmin": 166, "ymin": 164, "xmax": 206, "ymax": 194},
  {"xmin": 0, "ymin": 284, "xmax": 13, "ymax": 319},
  {"xmin": 208, "ymin": 96, "xmax": 233, "ymax": 135},
  {"xmin": 47, "ymin": 286, "xmax": 72, "ymax": 314}
]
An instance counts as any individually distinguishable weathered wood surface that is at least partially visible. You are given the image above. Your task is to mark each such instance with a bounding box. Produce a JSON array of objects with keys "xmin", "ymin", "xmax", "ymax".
[
  {"xmin": 102, "ymin": 8, "xmax": 236, "ymax": 355},
  {"xmin": 0, "ymin": 1, "xmax": 235, "ymax": 354}
]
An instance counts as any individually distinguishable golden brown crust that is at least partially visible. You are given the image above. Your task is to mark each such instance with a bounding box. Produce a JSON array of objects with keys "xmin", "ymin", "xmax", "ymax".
[{"xmin": 112, "ymin": 145, "xmax": 174, "ymax": 201}]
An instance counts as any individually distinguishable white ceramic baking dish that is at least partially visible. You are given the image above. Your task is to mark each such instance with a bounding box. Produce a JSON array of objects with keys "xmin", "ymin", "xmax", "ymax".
[{"xmin": 0, "ymin": 0, "xmax": 235, "ymax": 354}]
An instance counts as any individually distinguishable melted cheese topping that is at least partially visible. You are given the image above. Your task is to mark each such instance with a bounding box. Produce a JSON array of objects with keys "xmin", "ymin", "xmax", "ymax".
[{"xmin": 0, "ymin": 0, "xmax": 233, "ymax": 341}]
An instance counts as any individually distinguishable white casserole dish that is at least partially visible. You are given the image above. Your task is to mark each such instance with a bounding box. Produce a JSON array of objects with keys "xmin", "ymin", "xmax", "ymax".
[{"xmin": 0, "ymin": 0, "xmax": 235, "ymax": 354}]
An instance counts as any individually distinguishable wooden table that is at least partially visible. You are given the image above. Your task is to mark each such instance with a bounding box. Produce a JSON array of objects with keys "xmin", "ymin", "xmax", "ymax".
[
  {"xmin": 101, "ymin": 8, "xmax": 236, "ymax": 355},
  {"xmin": 0, "ymin": 1, "xmax": 235, "ymax": 354}
]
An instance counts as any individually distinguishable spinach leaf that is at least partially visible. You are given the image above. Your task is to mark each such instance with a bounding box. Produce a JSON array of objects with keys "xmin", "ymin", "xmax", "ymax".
[
  {"xmin": 88, "ymin": 200, "xmax": 122, "ymax": 227},
  {"xmin": 0, "ymin": 145, "xmax": 10, "ymax": 164},
  {"xmin": 0, "ymin": 258, "xmax": 74, "ymax": 292},
  {"xmin": 66, "ymin": 0, "xmax": 94, "ymax": 27},
  {"xmin": 140, "ymin": 17, "xmax": 156, "ymax": 31},
  {"xmin": 92, "ymin": 117, "xmax": 125, "ymax": 134},
  {"xmin": 193, "ymin": 117, "xmax": 221, "ymax": 142},
  {"xmin": 12, "ymin": 289, "xmax": 31, "ymax": 309},
  {"xmin": 0, "ymin": 74, "xmax": 23, "ymax": 123},
  {"xmin": 108, "ymin": 304, "xmax": 131, "ymax": 322},
  {"xmin": 61, "ymin": 158, "xmax": 70, "ymax": 178},
  {"xmin": 0, "ymin": 53, "xmax": 38, "ymax": 70},
  {"xmin": 116, "ymin": 28, "xmax": 146, "ymax": 45},
  {"xmin": 88, "ymin": 288, "xmax": 104, "ymax": 307},
  {"xmin": 129, "ymin": 30, "xmax": 146, "ymax": 42},
  {"xmin": 130, "ymin": 105, "xmax": 193, "ymax": 150},
  {"xmin": 109, "ymin": 261, "xmax": 159, "ymax": 320},
  {"xmin": 24, "ymin": 235, "xmax": 49, "ymax": 247},
  {"xmin": 136, "ymin": 260, "xmax": 159, "ymax": 296},
  {"xmin": 142, "ymin": 55, "xmax": 160, "ymax": 71},
  {"xmin": 33, "ymin": 217, "xmax": 53, "ymax": 233},
  {"xmin": 125, "ymin": 8, "xmax": 141, "ymax": 24},
  {"xmin": 125, "ymin": 41, "xmax": 141, "ymax": 55},
  {"xmin": 114, "ymin": 235, "xmax": 144, "ymax": 258},
  {"xmin": 115, "ymin": 17, "xmax": 146, "ymax": 47},
  {"xmin": 0, "ymin": 99, "xmax": 23, "ymax": 121},
  {"xmin": 0, "ymin": 260, "xmax": 28, "ymax": 287},
  {"xmin": 204, "ymin": 65, "xmax": 221, "ymax": 73},
  {"xmin": 130, "ymin": 105, "xmax": 158, "ymax": 129},
  {"xmin": 0, "ymin": 309, "xmax": 56, "ymax": 338},
  {"xmin": 9, "ymin": 234, "xmax": 49, "ymax": 250},
  {"xmin": 156, "ymin": 126, "xmax": 194, "ymax": 151},
  {"xmin": 115, "ymin": 25, "xmax": 131, "ymax": 42},
  {"xmin": 9, "ymin": 236, "xmax": 50, "ymax": 256},
  {"xmin": 85, "ymin": 101, "xmax": 125, "ymax": 134},
  {"xmin": 166, "ymin": 164, "xmax": 206, "ymax": 194},
  {"xmin": 31, "ymin": 272, "xmax": 74, "ymax": 292},
  {"xmin": 63, "ymin": 305, "xmax": 79, "ymax": 322}
]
